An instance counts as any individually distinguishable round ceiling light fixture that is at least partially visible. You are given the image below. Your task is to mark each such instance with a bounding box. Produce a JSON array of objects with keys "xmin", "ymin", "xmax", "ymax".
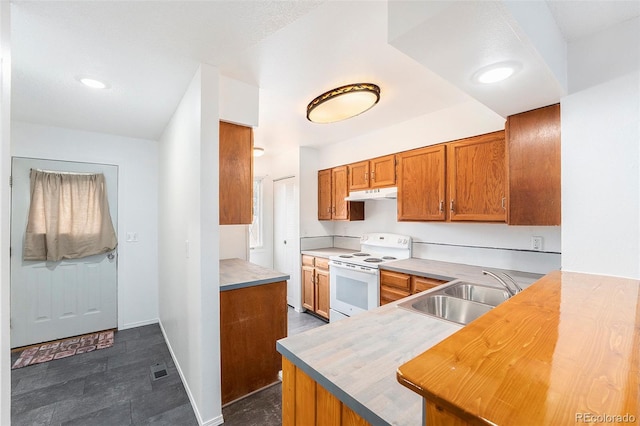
[
  {"xmin": 307, "ymin": 83, "xmax": 381, "ymax": 124},
  {"xmin": 473, "ymin": 61, "xmax": 521, "ymax": 84},
  {"xmin": 78, "ymin": 76, "xmax": 109, "ymax": 89}
]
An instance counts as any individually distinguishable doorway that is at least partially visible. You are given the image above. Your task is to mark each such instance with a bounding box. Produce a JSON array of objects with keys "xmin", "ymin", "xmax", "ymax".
[
  {"xmin": 273, "ymin": 177, "xmax": 298, "ymax": 309},
  {"xmin": 10, "ymin": 157, "xmax": 118, "ymax": 348}
]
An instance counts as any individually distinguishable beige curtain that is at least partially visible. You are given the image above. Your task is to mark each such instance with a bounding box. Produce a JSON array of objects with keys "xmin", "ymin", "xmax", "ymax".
[{"xmin": 24, "ymin": 169, "xmax": 118, "ymax": 261}]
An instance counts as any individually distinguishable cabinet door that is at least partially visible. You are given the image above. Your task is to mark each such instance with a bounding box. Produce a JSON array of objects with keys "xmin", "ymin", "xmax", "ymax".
[
  {"xmin": 301, "ymin": 266, "xmax": 316, "ymax": 311},
  {"xmin": 332, "ymin": 166, "xmax": 349, "ymax": 220},
  {"xmin": 219, "ymin": 121, "xmax": 253, "ymax": 224},
  {"xmin": 411, "ymin": 276, "xmax": 446, "ymax": 294},
  {"xmin": 397, "ymin": 145, "xmax": 446, "ymax": 221},
  {"xmin": 448, "ymin": 132, "xmax": 506, "ymax": 222},
  {"xmin": 315, "ymin": 269, "xmax": 330, "ymax": 319},
  {"xmin": 379, "ymin": 270, "xmax": 411, "ymax": 291},
  {"xmin": 506, "ymin": 104, "xmax": 561, "ymax": 225},
  {"xmin": 347, "ymin": 161, "xmax": 369, "ymax": 191},
  {"xmin": 318, "ymin": 169, "xmax": 333, "ymax": 220},
  {"xmin": 370, "ymin": 154, "xmax": 396, "ymax": 188}
]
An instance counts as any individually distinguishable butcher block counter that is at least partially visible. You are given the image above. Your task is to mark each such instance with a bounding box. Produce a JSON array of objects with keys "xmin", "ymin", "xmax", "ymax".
[
  {"xmin": 219, "ymin": 258, "xmax": 289, "ymax": 405},
  {"xmin": 397, "ymin": 271, "xmax": 640, "ymax": 425}
]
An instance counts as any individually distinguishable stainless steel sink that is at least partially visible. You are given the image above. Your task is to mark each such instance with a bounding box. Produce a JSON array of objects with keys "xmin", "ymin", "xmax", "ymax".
[
  {"xmin": 399, "ymin": 294, "xmax": 493, "ymax": 325},
  {"xmin": 397, "ymin": 280, "xmax": 512, "ymax": 325},
  {"xmin": 442, "ymin": 282, "xmax": 509, "ymax": 307}
]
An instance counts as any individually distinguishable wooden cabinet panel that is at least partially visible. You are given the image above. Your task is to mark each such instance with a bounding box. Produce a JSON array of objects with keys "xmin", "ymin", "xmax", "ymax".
[
  {"xmin": 380, "ymin": 286, "xmax": 411, "ymax": 305},
  {"xmin": 370, "ymin": 154, "xmax": 396, "ymax": 188},
  {"xmin": 397, "ymin": 145, "xmax": 446, "ymax": 221},
  {"xmin": 315, "ymin": 257, "xmax": 329, "ymax": 270},
  {"xmin": 302, "ymin": 266, "xmax": 316, "ymax": 311},
  {"xmin": 219, "ymin": 121, "xmax": 253, "ymax": 225},
  {"xmin": 302, "ymin": 255, "xmax": 315, "ymax": 267},
  {"xmin": 318, "ymin": 166, "xmax": 364, "ymax": 221},
  {"xmin": 347, "ymin": 160, "xmax": 370, "ymax": 191},
  {"xmin": 315, "ymin": 269, "xmax": 330, "ymax": 319},
  {"xmin": 302, "ymin": 255, "xmax": 330, "ymax": 320},
  {"xmin": 447, "ymin": 132, "xmax": 506, "ymax": 222},
  {"xmin": 424, "ymin": 401, "xmax": 470, "ymax": 426},
  {"xmin": 506, "ymin": 104, "xmax": 561, "ymax": 225},
  {"xmin": 332, "ymin": 166, "xmax": 349, "ymax": 220},
  {"xmin": 411, "ymin": 276, "xmax": 446, "ymax": 294},
  {"xmin": 380, "ymin": 270, "xmax": 411, "ymax": 291},
  {"xmin": 282, "ymin": 356, "xmax": 371, "ymax": 426},
  {"xmin": 318, "ymin": 169, "xmax": 333, "ymax": 220},
  {"xmin": 220, "ymin": 281, "xmax": 286, "ymax": 404}
]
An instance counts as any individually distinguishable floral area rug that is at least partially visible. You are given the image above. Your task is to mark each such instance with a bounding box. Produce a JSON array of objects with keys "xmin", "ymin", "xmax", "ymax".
[{"xmin": 12, "ymin": 330, "xmax": 114, "ymax": 369}]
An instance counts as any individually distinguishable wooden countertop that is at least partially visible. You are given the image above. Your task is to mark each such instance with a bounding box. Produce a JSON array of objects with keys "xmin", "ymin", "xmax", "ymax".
[
  {"xmin": 219, "ymin": 258, "xmax": 289, "ymax": 291},
  {"xmin": 397, "ymin": 271, "xmax": 640, "ymax": 425}
]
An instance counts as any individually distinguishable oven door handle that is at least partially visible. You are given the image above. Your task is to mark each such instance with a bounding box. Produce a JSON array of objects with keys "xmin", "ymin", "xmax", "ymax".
[{"xmin": 329, "ymin": 261, "xmax": 378, "ymax": 275}]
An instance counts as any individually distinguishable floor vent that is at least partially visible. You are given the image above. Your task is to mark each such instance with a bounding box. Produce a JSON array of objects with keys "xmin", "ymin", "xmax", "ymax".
[{"xmin": 150, "ymin": 362, "xmax": 168, "ymax": 381}]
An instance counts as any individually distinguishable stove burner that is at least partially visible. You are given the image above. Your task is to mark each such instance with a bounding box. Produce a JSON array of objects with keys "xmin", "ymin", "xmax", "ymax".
[
  {"xmin": 382, "ymin": 256, "xmax": 397, "ymax": 260},
  {"xmin": 364, "ymin": 258, "xmax": 383, "ymax": 263},
  {"xmin": 352, "ymin": 252, "xmax": 370, "ymax": 257},
  {"xmin": 339, "ymin": 255, "xmax": 353, "ymax": 258}
]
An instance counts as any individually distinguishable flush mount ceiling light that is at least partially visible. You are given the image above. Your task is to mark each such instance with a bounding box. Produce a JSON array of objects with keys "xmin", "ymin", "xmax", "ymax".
[
  {"xmin": 253, "ymin": 147, "xmax": 265, "ymax": 157},
  {"xmin": 78, "ymin": 76, "xmax": 109, "ymax": 89},
  {"xmin": 307, "ymin": 83, "xmax": 380, "ymax": 124},
  {"xmin": 472, "ymin": 61, "xmax": 521, "ymax": 84}
]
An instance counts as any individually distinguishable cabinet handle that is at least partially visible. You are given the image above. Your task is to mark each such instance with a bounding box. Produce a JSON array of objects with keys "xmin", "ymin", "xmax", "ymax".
[
  {"xmin": 502, "ymin": 197, "xmax": 506, "ymax": 210},
  {"xmin": 364, "ymin": 172, "xmax": 368, "ymax": 183},
  {"xmin": 371, "ymin": 170, "xmax": 375, "ymax": 181},
  {"xmin": 439, "ymin": 200, "xmax": 444, "ymax": 213},
  {"xmin": 450, "ymin": 199, "xmax": 455, "ymax": 213}
]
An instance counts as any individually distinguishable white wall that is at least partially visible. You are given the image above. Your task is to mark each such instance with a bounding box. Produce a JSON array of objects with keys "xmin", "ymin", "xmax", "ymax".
[
  {"xmin": 158, "ymin": 65, "xmax": 221, "ymax": 426},
  {"xmin": 561, "ymin": 18, "xmax": 640, "ymax": 279},
  {"xmin": 0, "ymin": 2, "xmax": 11, "ymax": 422},
  {"xmin": 11, "ymin": 121, "xmax": 160, "ymax": 329},
  {"xmin": 303, "ymin": 100, "xmax": 562, "ymax": 274},
  {"xmin": 219, "ymin": 225, "xmax": 249, "ymax": 260}
]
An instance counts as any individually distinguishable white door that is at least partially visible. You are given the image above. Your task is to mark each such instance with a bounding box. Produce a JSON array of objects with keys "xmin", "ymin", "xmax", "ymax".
[
  {"xmin": 273, "ymin": 177, "xmax": 297, "ymax": 308},
  {"xmin": 10, "ymin": 157, "xmax": 118, "ymax": 348}
]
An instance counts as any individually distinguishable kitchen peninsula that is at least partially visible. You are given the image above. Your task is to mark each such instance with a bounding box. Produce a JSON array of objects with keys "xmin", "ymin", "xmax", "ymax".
[
  {"xmin": 276, "ymin": 259, "xmax": 541, "ymax": 425},
  {"xmin": 219, "ymin": 258, "xmax": 289, "ymax": 405},
  {"xmin": 397, "ymin": 271, "xmax": 640, "ymax": 425}
]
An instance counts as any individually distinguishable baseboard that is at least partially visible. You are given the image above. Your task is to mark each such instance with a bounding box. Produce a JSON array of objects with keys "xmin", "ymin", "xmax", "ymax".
[
  {"xmin": 118, "ymin": 318, "xmax": 159, "ymax": 330},
  {"xmin": 158, "ymin": 320, "xmax": 224, "ymax": 426}
]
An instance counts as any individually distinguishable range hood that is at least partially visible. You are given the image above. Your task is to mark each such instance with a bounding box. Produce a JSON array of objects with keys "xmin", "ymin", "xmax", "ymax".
[{"xmin": 345, "ymin": 187, "xmax": 397, "ymax": 201}]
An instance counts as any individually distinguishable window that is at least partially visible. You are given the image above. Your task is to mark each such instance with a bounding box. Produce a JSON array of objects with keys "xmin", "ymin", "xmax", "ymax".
[{"xmin": 249, "ymin": 177, "xmax": 263, "ymax": 249}]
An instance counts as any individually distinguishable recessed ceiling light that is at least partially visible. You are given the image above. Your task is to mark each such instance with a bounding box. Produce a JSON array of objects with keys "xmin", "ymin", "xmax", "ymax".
[
  {"xmin": 307, "ymin": 83, "xmax": 381, "ymax": 124},
  {"xmin": 78, "ymin": 77, "xmax": 109, "ymax": 89},
  {"xmin": 473, "ymin": 62, "xmax": 521, "ymax": 84}
]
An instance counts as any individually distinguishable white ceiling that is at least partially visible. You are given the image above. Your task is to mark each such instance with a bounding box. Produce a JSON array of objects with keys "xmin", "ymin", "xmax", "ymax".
[{"xmin": 10, "ymin": 1, "xmax": 640, "ymax": 153}]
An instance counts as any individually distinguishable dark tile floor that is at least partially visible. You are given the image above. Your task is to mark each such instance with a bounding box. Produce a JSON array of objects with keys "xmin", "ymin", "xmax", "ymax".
[{"xmin": 11, "ymin": 307, "xmax": 326, "ymax": 425}]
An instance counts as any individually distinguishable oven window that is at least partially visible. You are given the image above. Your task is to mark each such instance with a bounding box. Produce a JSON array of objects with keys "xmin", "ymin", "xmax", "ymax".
[{"xmin": 335, "ymin": 275, "xmax": 369, "ymax": 310}]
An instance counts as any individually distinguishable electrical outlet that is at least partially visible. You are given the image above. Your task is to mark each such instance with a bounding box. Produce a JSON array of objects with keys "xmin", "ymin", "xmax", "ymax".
[{"xmin": 531, "ymin": 236, "xmax": 543, "ymax": 251}]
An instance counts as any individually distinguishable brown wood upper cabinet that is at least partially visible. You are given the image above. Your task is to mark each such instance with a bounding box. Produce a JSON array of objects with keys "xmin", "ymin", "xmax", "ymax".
[
  {"xmin": 397, "ymin": 145, "xmax": 446, "ymax": 221},
  {"xmin": 347, "ymin": 154, "xmax": 396, "ymax": 191},
  {"xmin": 219, "ymin": 121, "xmax": 253, "ymax": 225},
  {"xmin": 317, "ymin": 166, "xmax": 364, "ymax": 221},
  {"xmin": 506, "ymin": 104, "xmax": 561, "ymax": 225},
  {"xmin": 447, "ymin": 131, "xmax": 506, "ymax": 222}
]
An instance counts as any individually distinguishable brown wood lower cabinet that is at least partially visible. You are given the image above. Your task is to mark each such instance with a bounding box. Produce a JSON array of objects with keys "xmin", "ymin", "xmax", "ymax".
[
  {"xmin": 282, "ymin": 356, "xmax": 370, "ymax": 426},
  {"xmin": 220, "ymin": 281, "xmax": 287, "ymax": 405},
  {"xmin": 302, "ymin": 255, "xmax": 330, "ymax": 319},
  {"xmin": 380, "ymin": 270, "xmax": 447, "ymax": 305}
]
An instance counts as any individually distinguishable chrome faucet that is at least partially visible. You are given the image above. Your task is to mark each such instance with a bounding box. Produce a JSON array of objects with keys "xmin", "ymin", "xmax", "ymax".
[{"xmin": 482, "ymin": 270, "xmax": 522, "ymax": 297}]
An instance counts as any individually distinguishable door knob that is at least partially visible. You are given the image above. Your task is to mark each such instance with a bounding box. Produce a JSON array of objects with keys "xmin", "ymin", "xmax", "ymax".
[{"xmin": 107, "ymin": 252, "xmax": 115, "ymax": 260}]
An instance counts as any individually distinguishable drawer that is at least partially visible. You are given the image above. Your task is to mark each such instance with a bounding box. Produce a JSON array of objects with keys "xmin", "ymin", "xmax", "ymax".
[
  {"xmin": 411, "ymin": 276, "xmax": 447, "ymax": 294},
  {"xmin": 315, "ymin": 257, "xmax": 329, "ymax": 270},
  {"xmin": 302, "ymin": 255, "xmax": 315, "ymax": 267},
  {"xmin": 380, "ymin": 285, "xmax": 410, "ymax": 304},
  {"xmin": 380, "ymin": 270, "xmax": 411, "ymax": 291}
]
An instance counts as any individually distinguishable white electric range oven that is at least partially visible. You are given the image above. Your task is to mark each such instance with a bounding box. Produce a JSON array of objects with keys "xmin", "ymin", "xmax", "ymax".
[{"xmin": 329, "ymin": 233, "xmax": 411, "ymax": 322}]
